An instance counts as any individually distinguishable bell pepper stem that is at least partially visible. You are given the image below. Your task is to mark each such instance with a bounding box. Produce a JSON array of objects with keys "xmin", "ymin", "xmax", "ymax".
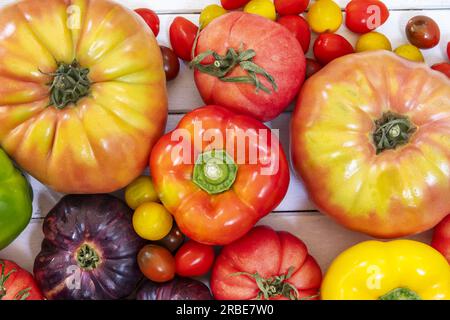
[
  {"xmin": 379, "ymin": 287, "xmax": 421, "ymax": 300},
  {"xmin": 193, "ymin": 150, "xmax": 238, "ymax": 194}
]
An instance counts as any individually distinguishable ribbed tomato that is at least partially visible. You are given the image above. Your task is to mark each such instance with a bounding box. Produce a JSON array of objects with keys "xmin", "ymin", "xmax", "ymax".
[
  {"xmin": 0, "ymin": 0, "xmax": 167, "ymax": 193},
  {"xmin": 292, "ymin": 51, "xmax": 450, "ymax": 238}
]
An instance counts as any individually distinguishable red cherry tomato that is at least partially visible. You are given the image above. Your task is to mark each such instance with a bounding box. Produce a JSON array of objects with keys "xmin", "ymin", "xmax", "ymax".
[
  {"xmin": 135, "ymin": 8, "xmax": 160, "ymax": 37},
  {"xmin": 345, "ymin": 0, "xmax": 389, "ymax": 34},
  {"xmin": 221, "ymin": 0, "xmax": 251, "ymax": 10},
  {"xmin": 431, "ymin": 62, "xmax": 450, "ymax": 78},
  {"xmin": 305, "ymin": 58, "xmax": 322, "ymax": 79},
  {"xmin": 447, "ymin": 42, "xmax": 450, "ymax": 60},
  {"xmin": 170, "ymin": 17, "xmax": 199, "ymax": 61},
  {"xmin": 277, "ymin": 15, "xmax": 311, "ymax": 53},
  {"xmin": 313, "ymin": 33, "xmax": 354, "ymax": 65},
  {"xmin": 175, "ymin": 241, "xmax": 215, "ymax": 277},
  {"xmin": 275, "ymin": 0, "xmax": 310, "ymax": 15}
]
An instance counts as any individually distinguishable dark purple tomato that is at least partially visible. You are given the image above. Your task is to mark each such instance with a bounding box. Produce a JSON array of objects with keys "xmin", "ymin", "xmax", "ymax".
[
  {"xmin": 155, "ymin": 223, "xmax": 185, "ymax": 252},
  {"xmin": 405, "ymin": 15, "xmax": 440, "ymax": 49},
  {"xmin": 160, "ymin": 46, "xmax": 180, "ymax": 81},
  {"xmin": 136, "ymin": 278, "xmax": 213, "ymax": 300}
]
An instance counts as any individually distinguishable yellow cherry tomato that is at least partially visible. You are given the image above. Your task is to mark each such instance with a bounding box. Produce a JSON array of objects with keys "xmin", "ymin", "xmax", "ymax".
[
  {"xmin": 321, "ymin": 240, "xmax": 450, "ymax": 300},
  {"xmin": 307, "ymin": 0, "xmax": 343, "ymax": 33},
  {"xmin": 199, "ymin": 4, "xmax": 228, "ymax": 29},
  {"xmin": 356, "ymin": 32, "xmax": 392, "ymax": 52},
  {"xmin": 244, "ymin": 0, "xmax": 277, "ymax": 21},
  {"xmin": 125, "ymin": 176, "xmax": 159, "ymax": 210},
  {"xmin": 394, "ymin": 44, "xmax": 424, "ymax": 62},
  {"xmin": 133, "ymin": 202, "xmax": 173, "ymax": 241}
]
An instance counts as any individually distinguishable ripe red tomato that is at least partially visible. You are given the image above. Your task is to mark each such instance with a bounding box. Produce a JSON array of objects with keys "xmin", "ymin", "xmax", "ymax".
[
  {"xmin": 406, "ymin": 15, "xmax": 440, "ymax": 49},
  {"xmin": 170, "ymin": 17, "xmax": 199, "ymax": 61},
  {"xmin": 431, "ymin": 214, "xmax": 450, "ymax": 264},
  {"xmin": 175, "ymin": 241, "xmax": 215, "ymax": 277},
  {"xmin": 431, "ymin": 62, "xmax": 450, "ymax": 78},
  {"xmin": 138, "ymin": 245, "xmax": 175, "ymax": 283},
  {"xmin": 313, "ymin": 33, "xmax": 354, "ymax": 65},
  {"xmin": 447, "ymin": 42, "xmax": 450, "ymax": 60},
  {"xmin": 134, "ymin": 8, "xmax": 160, "ymax": 37},
  {"xmin": 305, "ymin": 58, "xmax": 322, "ymax": 78},
  {"xmin": 277, "ymin": 15, "xmax": 311, "ymax": 53},
  {"xmin": 275, "ymin": 0, "xmax": 310, "ymax": 15},
  {"xmin": 345, "ymin": 0, "xmax": 389, "ymax": 34},
  {"xmin": 221, "ymin": 0, "xmax": 251, "ymax": 10},
  {"xmin": 0, "ymin": 259, "xmax": 44, "ymax": 300}
]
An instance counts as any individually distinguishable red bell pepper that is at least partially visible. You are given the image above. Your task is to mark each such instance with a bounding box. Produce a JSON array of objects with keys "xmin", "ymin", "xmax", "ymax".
[{"xmin": 150, "ymin": 106, "xmax": 289, "ymax": 245}]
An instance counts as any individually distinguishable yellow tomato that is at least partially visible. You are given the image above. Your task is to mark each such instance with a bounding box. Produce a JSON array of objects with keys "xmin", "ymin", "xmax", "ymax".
[
  {"xmin": 133, "ymin": 202, "xmax": 173, "ymax": 241},
  {"xmin": 307, "ymin": 0, "xmax": 343, "ymax": 33},
  {"xmin": 125, "ymin": 176, "xmax": 159, "ymax": 209},
  {"xmin": 322, "ymin": 240, "xmax": 450, "ymax": 300},
  {"xmin": 394, "ymin": 44, "xmax": 424, "ymax": 62},
  {"xmin": 200, "ymin": 4, "xmax": 228, "ymax": 29},
  {"xmin": 356, "ymin": 32, "xmax": 392, "ymax": 52},
  {"xmin": 244, "ymin": 0, "xmax": 277, "ymax": 21}
]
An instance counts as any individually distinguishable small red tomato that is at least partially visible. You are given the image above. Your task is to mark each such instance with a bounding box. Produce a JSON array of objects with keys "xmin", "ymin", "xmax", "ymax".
[
  {"xmin": 431, "ymin": 62, "xmax": 450, "ymax": 78},
  {"xmin": 313, "ymin": 33, "xmax": 354, "ymax": 65},
  {"xmin": 305, "ymin": 58, "xmax": 322, "ymax": 78},
  {"xmin": 447, "ymin": 42, "xmax": 450, "ymax": 60},
  {"xmin": 175, "ymin": 241, "xmax": 215, "ymax": 277},
  {"xmin": 160, "ymin": 46, "xmax": 180, "ymax": 81},
  {"xmin": 277, "ymin": 15, "xmax": 311, "ymax": 53},
  {"xmin": 170, "ymin": 17, "xmax": 199, "ymax": 61},
  {"xmin": 405, "ymin": 15, "xmax": 440, "ymax": 49},
  {"xmin": 275, "ymin": 0, "xmax": 310, "ymax": 15},
  {"xmin": 431, "ymin": 214, "xmax": 450, "ymax": 264},
  {"xmin": 138, "ymin": 245, "xmax": 176, "ymax": 283},
  {"xmin": 345, "ymin": 0, "xmax": 389, "ymax": 34},
  {"xmin": 221, "ymin": 0, "xmax": 251, "ymax": 10},
  {"xmin": 135, "ymin": 8, "xmax": 160, "ymax": 37}
]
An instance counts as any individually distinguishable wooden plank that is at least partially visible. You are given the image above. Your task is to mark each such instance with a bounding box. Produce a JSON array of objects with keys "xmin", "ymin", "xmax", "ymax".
[{"xmin": 0, "ymin": 214, "xmax": 432, "ymax": 273}]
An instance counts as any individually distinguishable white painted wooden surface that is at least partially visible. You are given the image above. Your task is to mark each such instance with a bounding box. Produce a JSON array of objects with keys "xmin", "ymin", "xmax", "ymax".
[{"xmin": 0, "ymin": 0, "xmax": 449, "ymax": 276}]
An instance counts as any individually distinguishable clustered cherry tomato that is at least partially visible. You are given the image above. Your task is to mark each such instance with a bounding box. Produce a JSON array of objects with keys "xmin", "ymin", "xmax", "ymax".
[
  {"xmin": 125, "ymin": 175, "xmax": 159, "ymax": 210},
  {"xmin": 405, "ymin": 15, "xmax": 440, "ymax": 49},
  {"xmin": 345, "ymin": 0, "xmax": 389, "ymax": 34},
  {"xmin": 199, "ymin": 4, "xmax": 228, "ymax": 29},
  {"xmin": 170, "ymin": 17, "xmax": 199, "ymax": 61},
  {"xmin": 160, "ymin": 46, "xmax": 180, "ymax": 81},
  {"xmin": 313, "ymin": 33, "xmax": 354, "ymax": 65},
  {"xmin": 305, "ymin": 58, "xmax": 322, "ymax": 79},
  {"xmin": 134, "ymin": 8, "xmax": 160, "ymax": 37},
  {"xmin": 275, "ymin": 0, "xmax": 310, "ymax": 16},
  {"xmin": 175, "ymin": 241, "xmax": 215, "ymax": 277},
  {"xmin": 307, "ymin": 0, "xmax": 342, "ymax": 33},
  {"xmin": 133, "ymin": 202, "xmax": 173, "ymax": 241},
  {"xmin": 431, "ymin": 62, "xmax": 450, "ymax": 78},
  {"xmin": 244, "ymin": 0, "xmax": 277, "ymax": 21},
  {"xmin": 138, "ymin": 245, "xmax": 176, "ymax": 282},
  {"xmin": 221, "ymin": 0, "xmax": 251, "ymax": 10},
  {"xmin": 447, "ymin": 42, "xmax": 450, "ymax": 60},
  {"xmin": 156, "ymin": 224, "xmax": 185, "ymax": 252},
  {"xmin": 277, "ymin": 15, "xmax": 311, "ymax": 53},
  {"xmin": 356, "ymin": 31, "xmax": 392, "ymax": 52},
  {"xmin": 394, "ymin": 44, "xmax": 424, "ymax": 62}
]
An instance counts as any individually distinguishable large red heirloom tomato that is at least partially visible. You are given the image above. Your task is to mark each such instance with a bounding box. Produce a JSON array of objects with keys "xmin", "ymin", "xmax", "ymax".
[
  {"xmin": 150, "ymin": 106, "xmax": 289, "ymax": 245},
  {"xmin": 0, "ymin": 0, "xmax": 167, "ymax": 193},
  {"xmin": 211, "ymin": 226, "xmax": 322, "ymax": 300},
  {"xmin": 292, "ymin": 51, "xmax": 450, "ymax": 238},
  {"xmin": 192, "ymin": 12, "xmax": 305, "ymax": 122}
]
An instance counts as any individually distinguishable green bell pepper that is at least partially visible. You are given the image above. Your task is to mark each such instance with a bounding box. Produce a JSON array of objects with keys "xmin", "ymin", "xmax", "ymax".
[{"xmin": 0, "ymin": 149, "xmax": 33, "ymax": 250}]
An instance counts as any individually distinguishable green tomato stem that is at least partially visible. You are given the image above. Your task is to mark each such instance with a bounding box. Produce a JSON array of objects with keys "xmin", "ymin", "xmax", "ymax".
[
  {"xmin": 379, "ymin": 287, "xmax": 422, "ymax": 300},
  {"xmin": 373, "ymin": 112, "xmax": 416, "ymax": 154}
]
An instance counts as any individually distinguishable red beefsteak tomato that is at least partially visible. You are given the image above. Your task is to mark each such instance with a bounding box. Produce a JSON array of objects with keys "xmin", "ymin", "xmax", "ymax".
[
  {"xmin": 192, "ymin": 12, "xmax": 305, "ymax": 122},
  {"xmin": 292, "ymin": 51, "xmax": 450, "ymax": 238},
  {"xmin": 0, "ymin": 259, "xmax": 44, "ymax": 300},
  {"xmin": 211, "ymin": 226, "xmax": 322, "ymax": 300}
]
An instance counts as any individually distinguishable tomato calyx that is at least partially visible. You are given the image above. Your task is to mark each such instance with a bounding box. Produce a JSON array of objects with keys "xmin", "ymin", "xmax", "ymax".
[
  {"xmin": 76, "ymin": 244, "xmax": 101, "ymax": 271},
  {"xmin": 190, "ymin": 44, "xmax": 278, "ymax": 94},
  {"xmin": 44, "ymin": 60, "xmax": 91, "ymax": 109},
  {"xmin": 230, "ymin": 266, "xmax": 303, "ymax": 300},
  {"xmin": 193, "ymin": 150, "xmax": 238, "ymax": 194},
  {"xmin": 373, "ymin": 112, "xmax": 416, "ymax": 154},
  {"xmin": 379, "ymin": 287, "xmax": 421, "ymax": 300},
  {"xmin": 0, "ymin": 260, "xmax": 15, "ymax": 299}
]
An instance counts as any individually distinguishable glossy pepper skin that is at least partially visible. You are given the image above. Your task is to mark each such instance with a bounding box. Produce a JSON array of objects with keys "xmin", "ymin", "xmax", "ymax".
[
  {"xmin": 0, "ymin": 0, "xmax": 167, "ymax": 193},
  {"xmin": 150, "ymin": 106, "xmax": 289, "ymax": 245},
  {"xmin": 292, "ymin": 51, "xmax": 450, "ymax": 238},
  {"xmin": 321, "ymin": 240, "xmax": 450, "ymax": 300},
  {"xmin": 0, "ymin": 149, "xmax": 32, "ymax": 250}
]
